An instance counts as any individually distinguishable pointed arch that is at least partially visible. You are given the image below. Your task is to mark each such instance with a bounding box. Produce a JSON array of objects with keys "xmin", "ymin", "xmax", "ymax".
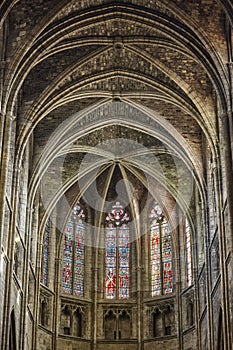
[
  {"xmin": 9, "ymin": 310, "xmax": 17, "ymax": 350},
  {"xmin": 217, "ymin": 307, "xmax": 224, "ymax": 350}
]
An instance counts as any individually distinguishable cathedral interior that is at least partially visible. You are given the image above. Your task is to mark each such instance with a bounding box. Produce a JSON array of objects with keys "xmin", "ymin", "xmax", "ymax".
[{"xmin": 0, "ymin": 0, "xmax": 233, "ymax": 349}]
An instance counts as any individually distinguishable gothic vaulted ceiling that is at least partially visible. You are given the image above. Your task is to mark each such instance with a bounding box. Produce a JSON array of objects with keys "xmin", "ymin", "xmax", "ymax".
[{"xmin": 1, "ymin": 0, "xmax": 232, "ymax": 224}]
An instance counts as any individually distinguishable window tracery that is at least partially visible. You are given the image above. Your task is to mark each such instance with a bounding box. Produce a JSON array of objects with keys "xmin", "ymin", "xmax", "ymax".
[
  {"xmin": 151, "ymin": 303, "xmax": 174, "ymax": 338},
  {"xmin": 60, "ymin": 303, "xmax": 86, "ymax": 337},
  {"xmin": 104, "ymin": 308, "xmax": 131, "ymax": 340}
]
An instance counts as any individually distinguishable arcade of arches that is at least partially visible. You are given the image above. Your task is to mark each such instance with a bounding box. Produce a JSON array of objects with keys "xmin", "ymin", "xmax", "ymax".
[{"xmin": 0, "ymin": 1, "xmax": 233, "ymax": 349}]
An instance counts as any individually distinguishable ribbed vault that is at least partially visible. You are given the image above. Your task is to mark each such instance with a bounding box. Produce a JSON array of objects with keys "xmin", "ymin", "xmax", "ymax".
[{"xmin": 1, "ymin": 1, "xmax": 233, "ymax": 349}]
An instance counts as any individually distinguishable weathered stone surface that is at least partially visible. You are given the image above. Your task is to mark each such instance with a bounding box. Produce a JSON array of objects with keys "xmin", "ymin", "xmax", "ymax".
[{"xmin": 0, "ymin": 1, "xmax": 232, "ymax": 350}]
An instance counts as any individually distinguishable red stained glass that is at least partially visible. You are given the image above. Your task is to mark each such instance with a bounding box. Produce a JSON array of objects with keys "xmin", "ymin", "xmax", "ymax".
[
  {"xmin": 62, "ymin": 203, "xmax": 86, "ymax": 296},
  {"xmin": 162, "ymin": 223, "xmax": 173, "ymax": 294},
  {"xmin": 74, "ymin": 219, "xmax": 85, "ymax": 296},
  {"xmin": 150, "ymin": 204, "xmax": 173, "ymax": 296},
  {"xmin": 105, "ymin": 223, "xmax": 117, "ymax": 299},
  {"xmin": 118, "ymin": 224, "xmax": 130, "ymax": 299},
  {"xmin": 105, "ymin": 203, "xmax": 130, "ymax": 299},
  {"xmin": 62, "ymin": 222, "xmax": 73, "ymax": 294},
  {"xmin": 151, "ymin": 223, "xmax": 161, "ymax": 296}
]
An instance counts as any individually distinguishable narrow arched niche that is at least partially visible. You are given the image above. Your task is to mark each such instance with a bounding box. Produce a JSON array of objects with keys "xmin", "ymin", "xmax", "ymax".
[{"xmin": 9, "ymin": 310, "xmax": 17, "ymax": 350}]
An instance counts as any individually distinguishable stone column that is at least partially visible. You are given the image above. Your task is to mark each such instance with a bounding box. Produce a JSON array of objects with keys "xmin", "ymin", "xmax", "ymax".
[
  {"xmin": 92, "ymin": 266, "xmax": 98, "ymax": 350},
  {"xmin": 0, "ymin": 113, "xmax": 16, "ymax": 252},
  {"xmin": 203, "ymin": 183, "xmax": 214, "ymax": 350},
  {"xmin": 193, "ymin": 186, "xmax": 202, "ymax": 350},
  {"xmin": 53, "ymin": 256, "xmax": 62, "ymax": 350},
  {"xmin": 92, "ymin": 209, "xmax": 99, "ymax": 350},
  {"xmin": 0, "ymin": 113, "xmax": 18, "ymax": 350},
  {"xmin": 48, "ymin": 209, "xmax": 57, "ymax": 291},
  {"xmin": 132, "ymin": 195, "xmax": 142, "ymax": 350},
  {"xmin": 21, "ymin": 205, "xmax": 35, "ymax": 350},
  {"xmin": 220, "ymin": 111, "xmax": 233, "ymax": 350},
  {"xmin": 176, "ymin": 208, "xmax": 183, "ymax": 350},
  {"xmin": 0, "ymin": 19, "xmax": 8, "ymax": 158}
]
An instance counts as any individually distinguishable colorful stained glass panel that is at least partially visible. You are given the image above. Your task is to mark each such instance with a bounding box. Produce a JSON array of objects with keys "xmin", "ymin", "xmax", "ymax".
[
  {"xmin": 41, "ymin": 218, "xmax": 50, "ymax": 286},
  {"xmin": 118, "ymin": 224, "xmax": 130, "ymax": 299},
  {"xmin": 151, "ymin": 223, "xmax": 161, "ymax": 296},
  {"xmin": 150, "ymin": 203, "xmax": 173, "ymax": 297},
  {"xmin": 162, "ymin": 223, "xmax": 173, "ymax": 294},
  {"xmin": 74, "ymin": 219, "xmax": 85, "ymax": 296},
  {"xmin": 62, "ymin": 222, "xmax": 73, "ymax": 294},
  {"xmin": 105, "ymin": 223, "xmax": 117, "ymax": 299}
]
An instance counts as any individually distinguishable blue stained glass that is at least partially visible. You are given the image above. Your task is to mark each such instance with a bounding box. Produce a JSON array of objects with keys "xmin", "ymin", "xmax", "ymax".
[
  {"xmin": 41, "ymin": 218, "xmax": 50, "ymax": 286},
  {"xmin": 62, "ymin": 222, "xmax": 73, "ymax": 294},
  {"xmin": 119, "ymin": 224, "xmax": 130, "ymax": 299},
  {"xmin": 162, "ymin": 223, "xmax": 173, "ymax": 294},
  {"xmin": 150, "ymin": 204, "xmax": 173, "ymax": 296},
  {"xmin": 74, "ymin": 219, "xmax": 85, "ymax": 296},
  {"xmin": 105, "ymin": 223, "xmax": 117, "ymax": 299},
  {"xmin": 62, "ymin": 203, "xmax": 86, "ymax": 296},
  {"xmin": 150, "ymin": 223, "xmax": 161, "ymax": 296},
  {"xmin": 105, "ymin": 202, "xmax": 130, "ymax": 300}
]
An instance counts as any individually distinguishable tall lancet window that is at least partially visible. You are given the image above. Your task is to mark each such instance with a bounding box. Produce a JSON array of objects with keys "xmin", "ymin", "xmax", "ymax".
[
  {"xmin": 150, "ymin": 203, "xmax": 173, "ymax": 296},
  {"xmin": 185, "ymin": 218, "xmax": 193, "ymax": 287},
  {"xmin": 105, "ymin": 202, "xmax": 130, "ymax": 299},
  {"xmin": 62, "ymin": 203, "xmax": 86, "ymax": 296},
  {"xmin": 41, "ymin": 218, "xmax": 50, "ymax": 286}
]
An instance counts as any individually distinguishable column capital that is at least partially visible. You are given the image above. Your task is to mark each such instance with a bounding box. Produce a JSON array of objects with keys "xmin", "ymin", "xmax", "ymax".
[
  {"xmin": 219, "ymin": 109, "xmax": 233, "ymax": 120},
  {"xmin": 6, "ymin": 113, "xmax": 16, "ymax": 121},
  {"xmin": 219, "ymin": 112, "xmax": 228, "ymax": 120},
  {"xmin": 27, "ymin": 206, "xmax": 34, "ymax": 213}
]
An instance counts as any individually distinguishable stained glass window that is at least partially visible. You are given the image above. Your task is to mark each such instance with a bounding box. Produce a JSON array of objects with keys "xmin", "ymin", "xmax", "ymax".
[
  {"xmin": 62, "ymin": 203, "xmax": 85, "ymax": 296},
  {"xmin": 62, "ymin": 221, "xmax": 73, "ymax": 293},
  {"xmin": 150, "ymin": 222, "xmax": 161, "ymax": 296},
  {"xmin": 105, "ymin": 202, "xmax": 130, "ymax": 299},
  {"xmin": 105, "ymin": 223, "xmax": 117, "ymax": 299},
  {"xmin": 74, "ymin": 218, "xmax": 85, "ymax": 296},
  {"xmin": 162, "ymin": 222, "xmax": 173, "ymax": 294},
  {"xmin": 119, "ymin": 224, "xmax": 130, "ymax": 299},
  {"xmin": 185, "ymin": 218, "xmax": 193, "ymax": 286},
  {"xmin": 41, "ymin": 218, "xmax": 50, "ymax": 286},
  {"xmin": 150, "ymin": 203, "xmax": 173, "ymax": 296}
]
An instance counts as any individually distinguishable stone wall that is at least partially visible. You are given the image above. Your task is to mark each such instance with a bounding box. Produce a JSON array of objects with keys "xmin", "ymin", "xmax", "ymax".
[{"xmin": 0, "ymin": 1, "xmax": 232, "ymax": 350}]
